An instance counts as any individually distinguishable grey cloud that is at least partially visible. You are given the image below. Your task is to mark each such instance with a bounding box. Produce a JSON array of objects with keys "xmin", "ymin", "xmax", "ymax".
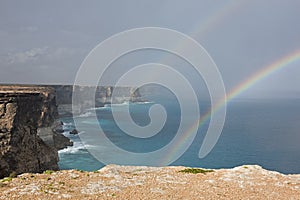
[
  {"xmin": 20, "ymin": 26, "xmax": 39, "ymax": 32},
  {"xmin": 7, "ymin": 47, "xmax": 49, "ymax": 64},
  {"xmin": 0, "ymin": 0, "xmax": 299, "ymax": 98},
  {"xmin": 6, "ymin": 46, "xmax": 88, "ymax": 65}
]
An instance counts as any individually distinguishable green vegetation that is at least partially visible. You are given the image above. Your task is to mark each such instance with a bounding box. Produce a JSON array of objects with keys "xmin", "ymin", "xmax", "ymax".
[
  {"xmin": 1, "ymin": 177, "xmax": 12, "ymax": 182},
  {"xmin": 179, "ymin": 168, "xmax": 214, "ymax": 174},
  {"xmin": 0, "ymin": 171, "xmax": 18, "ymax": 183},
  {"xmin": 43, "ymin": 170, "xmax": 54, "ymax": 175}
]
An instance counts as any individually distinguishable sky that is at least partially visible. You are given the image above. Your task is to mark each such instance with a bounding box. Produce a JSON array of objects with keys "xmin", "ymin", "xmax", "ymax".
[{"xmin": 0, "ymin": 0, "xmax": 299, "ymax": 98}]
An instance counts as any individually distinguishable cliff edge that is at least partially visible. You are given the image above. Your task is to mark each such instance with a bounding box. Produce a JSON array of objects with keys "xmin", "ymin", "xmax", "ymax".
[
  {"xmin": 0, "ymin": 165, "xmax": 299, "ymax": 199},
  {"xmin": 0, "ymin": 85, "xmax": 71, "ymax": 178}
]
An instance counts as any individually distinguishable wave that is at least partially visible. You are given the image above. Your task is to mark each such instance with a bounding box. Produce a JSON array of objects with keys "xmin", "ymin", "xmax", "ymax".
[
  {"xmin": 135, "ymin": 101, "xmax": 155, "ymax": 105},
  {"xmin": 104, "ymin": 101, "xmax": 130, "ymax": 107},
  {"xmin": 58, "ymin": 142, "xmax": 86, "ymax": 154},
  {"xmin": 78, "ymin": 131, "xmax": 86, "ymax": 135},
  {"xmin": 78, "ymin": 111, "xmax": 95, "ymax": 118},
  {"xmin": 62, "ymin": 122, "xmax": 73, "ymax": 126},
  {"xmin": 104, "ymin": 101, "xmax": 155, "ymax": 107},
  {"xmin": 87, "ymin": 106, "xmax": 111, "ymax": 111},
  {"xmin": 58, "ymin": 141, "xmax": 96, "ymax": 154},
  {"xmin": 62, "ymin": 122, "xmax": 74, "ymax": 131}
]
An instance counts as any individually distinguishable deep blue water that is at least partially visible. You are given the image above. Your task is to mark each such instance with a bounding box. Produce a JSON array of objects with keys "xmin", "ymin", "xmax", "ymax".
[{"xmin": 58, "ymin": 98, "xmax": 300, "ymax": 174}]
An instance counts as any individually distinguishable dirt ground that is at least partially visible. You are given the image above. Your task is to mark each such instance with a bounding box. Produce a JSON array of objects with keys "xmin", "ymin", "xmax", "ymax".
[{"xmin": 1, "ymin": 165, "xmax": 300, "ymax": 200}]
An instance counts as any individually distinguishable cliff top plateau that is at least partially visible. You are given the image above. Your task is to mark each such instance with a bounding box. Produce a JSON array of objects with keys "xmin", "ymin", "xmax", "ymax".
[{"xmin": 0, "ymin": 164, "xmax": 299, "ymax": 200}]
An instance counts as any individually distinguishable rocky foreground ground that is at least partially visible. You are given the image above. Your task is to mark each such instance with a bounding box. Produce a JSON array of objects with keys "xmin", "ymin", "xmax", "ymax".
[{"xmin": 0, "ymin": 165, "xmax": 300, "ymax": 200}]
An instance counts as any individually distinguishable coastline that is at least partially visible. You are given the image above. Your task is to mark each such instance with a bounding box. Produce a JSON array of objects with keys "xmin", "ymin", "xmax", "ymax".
[
  {"xmin": 0, "ymin": 84, "xmax": 145, "ymax": 178},
  {"xmin": 1, "ymin": 85, "xmax": 300, "ymax": 199}
]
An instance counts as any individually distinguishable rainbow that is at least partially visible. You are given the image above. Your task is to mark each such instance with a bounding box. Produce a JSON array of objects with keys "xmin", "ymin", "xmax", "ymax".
[
  {"xmin": 188, "ymin": 0, "xmax": 248, "ymax": 39},
  {"xmin": 167, "ymin": 49, "xmax": 300, "ymax": 163},
  {"xmin": 160, "ymin": 0, "xmax": 247, "ymax": 66},
  {"xmin": 226, "ymin": 49, "xmax": 300, "ymax": 104}
]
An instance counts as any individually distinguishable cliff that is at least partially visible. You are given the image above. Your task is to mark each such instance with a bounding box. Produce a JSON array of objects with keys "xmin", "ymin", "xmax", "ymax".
[
  {"xmin": 50, "ymin": 85, "xmax": 144, "ymax": 116},
  {"xmin": 0, "ymin": 165, "xmax": 299, "ymax": 199},
  {"xmin": 0, "ymin": 85, "xmax": 72, "ymax": 178},
  {"xmin": 0, "ymin": 84, "xmax": 143, "ymax": 177},
  {"xmin": 51, "ymin": 85, "xmax": 142, "ymax": 105}
]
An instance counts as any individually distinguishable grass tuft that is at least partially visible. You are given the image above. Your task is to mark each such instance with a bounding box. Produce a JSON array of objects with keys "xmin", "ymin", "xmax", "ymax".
[
  {"xmin": 43, "ymin": 170, "xmax": 54, "ymax": 175},
  {"xmin": 179, "ymin": 168, "xmax": 214, "ymax": 174},
  {"xmin": 1, "ymin": 177, "xmax": 12, "ymax": 182}
]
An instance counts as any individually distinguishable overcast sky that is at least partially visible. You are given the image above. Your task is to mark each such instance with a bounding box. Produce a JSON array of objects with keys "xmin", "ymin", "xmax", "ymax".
[{"xmin": 0, "ymin": 0, "xmax": 299, "ymax": 98}]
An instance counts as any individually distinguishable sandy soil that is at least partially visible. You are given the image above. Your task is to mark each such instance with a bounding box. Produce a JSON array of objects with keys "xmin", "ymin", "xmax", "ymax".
[{"xmin": 1, "ymin": 165, "xmax": 300, "ymax": 200}]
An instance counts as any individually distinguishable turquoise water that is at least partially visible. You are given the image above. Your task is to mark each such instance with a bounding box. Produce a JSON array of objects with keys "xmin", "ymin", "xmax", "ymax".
[{"xmin": 58, "ymin": 98, "xmax": 300, "ymax": 174}]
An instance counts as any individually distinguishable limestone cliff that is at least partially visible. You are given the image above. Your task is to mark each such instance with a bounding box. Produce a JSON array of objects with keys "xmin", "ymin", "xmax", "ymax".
[
  {"xmin": 51, "ymin": 85, "xmax": 143, "ymax": 105},
  {"xmin": 50, "ymin": 85, "xmax": 144, "ymax": 116},
  {"xmin": 0, "ymin": 85, "xmax": 71, "ymax": 178}
]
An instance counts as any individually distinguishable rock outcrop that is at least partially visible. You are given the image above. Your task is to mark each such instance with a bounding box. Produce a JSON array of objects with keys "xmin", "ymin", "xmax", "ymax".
[
  {"xmin": 37, "ymin": 120, "xmax": 73, "ymax": 151},
  {"xmin": 0, "ymin": 85, "xmax": 72, "ymax": 178}
]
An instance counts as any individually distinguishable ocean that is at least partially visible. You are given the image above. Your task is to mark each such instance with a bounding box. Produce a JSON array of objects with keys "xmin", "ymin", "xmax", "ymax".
[{"xmin": 58, "ymin": 97, "xmax": 300, "ymax": 174}]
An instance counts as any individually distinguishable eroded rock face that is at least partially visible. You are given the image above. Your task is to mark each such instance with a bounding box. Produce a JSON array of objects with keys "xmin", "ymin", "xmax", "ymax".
[
  {"xmin": 51, "ymin": 85, "xmax": 144, "ymax": 116},
  {"xmin": 0, "ymin": 85, "xmax": 74, "ymax": 178},
  {"xmin": 0, "ymin": 90, "xmax": 59, "ymax": 178}
]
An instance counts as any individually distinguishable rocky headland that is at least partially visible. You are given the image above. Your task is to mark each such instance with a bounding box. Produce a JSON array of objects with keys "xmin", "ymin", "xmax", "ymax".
[
  {"xmin": 0, "ymin": 84, "xmax": 144, "ymax": 179},
  {"xmin": 0, "ymin": 85, "xmax": 65, "ymax": 178}
]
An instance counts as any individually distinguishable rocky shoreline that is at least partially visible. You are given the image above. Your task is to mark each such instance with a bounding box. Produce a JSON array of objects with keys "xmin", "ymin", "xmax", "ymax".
[
  {"xmin": 0, "ymin": 164, "xmax": 299, "ymax": 199},
  {"xmin": 0, "ymin": 84, "xmax": 145, "ymax": 178},
  {"xmin": 1, "ymin": 85, "xmax": 300, "ymax": 199}
]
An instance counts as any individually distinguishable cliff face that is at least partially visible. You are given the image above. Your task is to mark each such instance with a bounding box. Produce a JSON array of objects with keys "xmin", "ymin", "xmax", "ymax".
[
  {"xmin": 0, "ymin": 87, "xmax": 60, "ymax": 178},
  {"xmin": 50, "ymin": 85, "xmax": 143, "ymax": 116},
  {"xmin": 52, "ymin": 85, "xmax": 142, "ymax": 105},
  {"xmin": 0, "ymin": 84, "xmax": 143, "ymax": 177}
]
